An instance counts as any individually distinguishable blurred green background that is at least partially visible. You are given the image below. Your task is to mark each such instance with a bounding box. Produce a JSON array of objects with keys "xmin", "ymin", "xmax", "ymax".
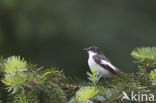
[{"xmin": 0, "ymin": 0, "xmax": 156, "ymax": 78}]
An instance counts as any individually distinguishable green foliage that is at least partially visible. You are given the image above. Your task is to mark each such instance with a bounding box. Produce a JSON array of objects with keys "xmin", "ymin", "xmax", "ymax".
[
  {"xmin": 150, "ymin": 69, "xmax": 156, "ymax": 80},
  {"xmin": 76, "ymin": 86, "xmax": 99, "ymax": 103},
  {"xmin": 0, "ymin": 77, "xmax": 9, "ymax": 103},
  {"xmin": 13, "ymin": 92, "xmax": 39, "ymax": 103},
  {"xmin": 2, "ymin": 56, "xmax": 28, "ymax": 94},
  {"xmin": 131, "ymin": 47, "xmax": 156, "ymax": 61},
  {"xmin": 131, "ymin": 47, "xmax": 156, "ymax": 69},
  {"xmin": 87, "ymin": 69, "xmax": 101, "ymax": 86},
  {"xmin": 150, "ymin": 69, "xmax": 156, "ymax": 85},
  {"xmin": 4, "ymin": 56, "xmax": 27, "ymax": 73},
  {"xmin": 70, "ymin": 69, "xmax": 103, "ymax": 103},
  {"xmin": 3, "ymin": 72, "xmax": 28, "ymax": 93},
  {"xmin": 49, "ymin": 83, "xmax": 67, "ymax": 103},
  {"xmin": 0, "ymin": 56, "xmax": 68, "ymax": 103},
  {"xmin": 0, "ymin": 47, "xmax": 156, "ymax": 103}
]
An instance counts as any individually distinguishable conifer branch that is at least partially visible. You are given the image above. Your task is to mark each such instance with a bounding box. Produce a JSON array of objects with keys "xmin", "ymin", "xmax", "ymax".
[
  {"xmin": 0, "ymin": 47, "xmax": 156, "ymax": 103},
  {"xmin": 59, "ymin": 84, "xmax": 82, "ymax": 90},
  {"xmin": 103, "ymin": 94, "xmax": 123, "ymax": 103}
]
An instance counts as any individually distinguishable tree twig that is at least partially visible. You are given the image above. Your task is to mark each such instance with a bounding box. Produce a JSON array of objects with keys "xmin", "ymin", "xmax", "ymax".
[{"xmin": 103, "ymin": 94, "xmax": 123, "ymax": 103}]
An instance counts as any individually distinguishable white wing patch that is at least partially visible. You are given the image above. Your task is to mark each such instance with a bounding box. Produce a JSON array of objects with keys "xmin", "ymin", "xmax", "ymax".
[{"xmin": 101, "ymin": 60, "xmax": 117, "ymax": 71}]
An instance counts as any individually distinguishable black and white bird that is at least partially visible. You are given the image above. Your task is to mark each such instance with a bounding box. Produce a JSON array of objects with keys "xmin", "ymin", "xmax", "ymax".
[{"xmin": 84, "ymin": 46, "xmax": 125, "ymax": 77}]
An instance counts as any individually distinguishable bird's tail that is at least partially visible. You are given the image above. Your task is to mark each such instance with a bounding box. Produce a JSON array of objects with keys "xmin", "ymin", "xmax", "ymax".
[
  {"xmin": 118, "ymin": 71, "xmax": 126, "ymax": 75},
  {"xmin": 116, "ymin": 68, "xmax": 126, "ymax": 75}
]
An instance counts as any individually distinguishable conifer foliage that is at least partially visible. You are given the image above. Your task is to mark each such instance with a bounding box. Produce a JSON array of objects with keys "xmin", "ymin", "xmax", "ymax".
[{"xmin": 0, "ymin": 47, "xmax": 156, "ymax": 103}]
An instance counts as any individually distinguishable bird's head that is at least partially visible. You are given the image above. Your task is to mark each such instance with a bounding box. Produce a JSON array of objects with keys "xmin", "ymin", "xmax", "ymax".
[{"xmin": 83, "ymin": 46, "xmax": 103, "ymax": 54}]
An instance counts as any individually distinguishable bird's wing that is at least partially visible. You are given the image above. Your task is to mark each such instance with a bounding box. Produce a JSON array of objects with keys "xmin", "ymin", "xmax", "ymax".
[
  {"xmin": 93, "ymin": 55, "xmax": 124, "ymax": 75},
  {"xmin": 99, "ymin": 54, "xmax": 111, "ymax": 63}
]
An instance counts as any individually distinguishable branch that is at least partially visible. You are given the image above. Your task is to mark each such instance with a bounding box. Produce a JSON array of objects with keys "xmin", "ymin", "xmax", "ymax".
[
  {"xmin": 59, "ymin": 84, "xmax": 83, "ymax": 91},
  {"xmin": 103, "ymin": 94, "xmax": 123, "ymax": 103}
]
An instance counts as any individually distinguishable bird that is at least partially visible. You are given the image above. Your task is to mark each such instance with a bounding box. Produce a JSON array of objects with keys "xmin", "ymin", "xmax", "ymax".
[{"xmin": 84, "ymin": 46, "xmax": 125, "ymax": 78}]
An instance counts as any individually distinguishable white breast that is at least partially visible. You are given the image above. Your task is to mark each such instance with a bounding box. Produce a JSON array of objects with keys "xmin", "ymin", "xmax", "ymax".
[{"xmin": 88, "ymin": 51, "xmax": 112, "ymax": 77}]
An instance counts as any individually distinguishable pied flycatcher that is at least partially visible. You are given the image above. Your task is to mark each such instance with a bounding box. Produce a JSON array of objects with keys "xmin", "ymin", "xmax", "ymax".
[{"xmin": 84, "ymin": 46, "xmax": 125, "ymax": 77}]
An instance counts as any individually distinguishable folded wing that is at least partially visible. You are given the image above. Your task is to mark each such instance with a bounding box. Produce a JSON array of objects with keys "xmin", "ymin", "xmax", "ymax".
[{"xmin": 93, "ymin": 55, "xmax": 125, "ymax": 75}]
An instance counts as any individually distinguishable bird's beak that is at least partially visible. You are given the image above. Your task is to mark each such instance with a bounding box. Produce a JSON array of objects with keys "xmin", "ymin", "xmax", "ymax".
[{"xmin": 83, "ymin": 48, "xmax": 89, "ymax": 51}]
